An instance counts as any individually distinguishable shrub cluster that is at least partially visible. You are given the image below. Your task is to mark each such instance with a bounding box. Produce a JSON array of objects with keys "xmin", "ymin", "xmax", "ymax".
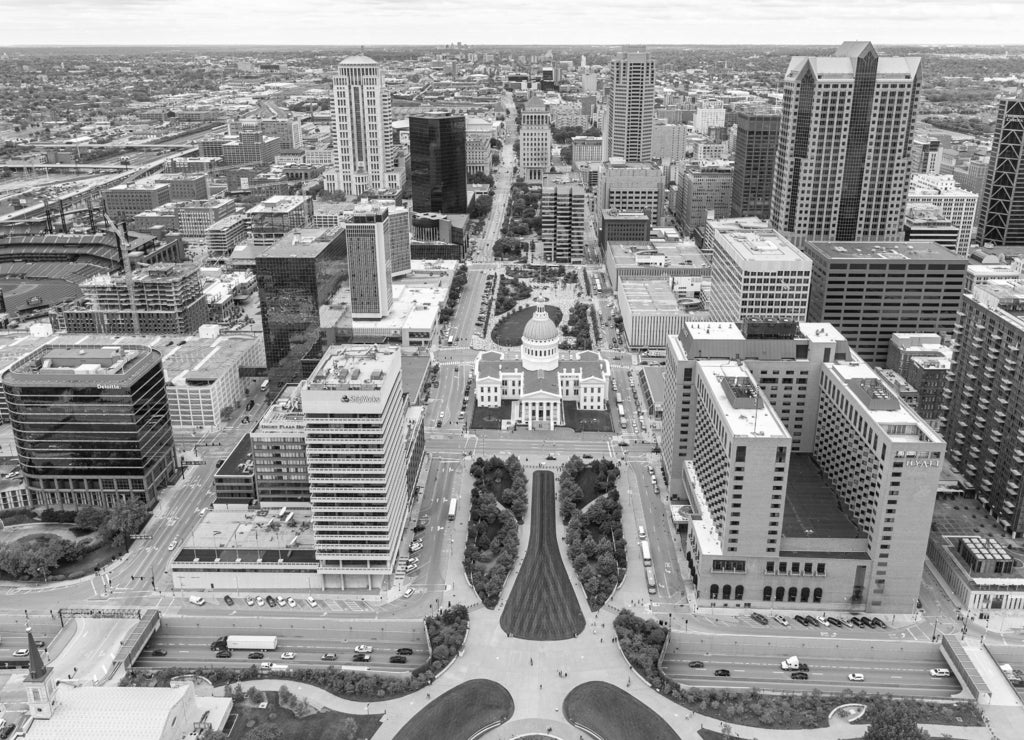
[
  {"xmin": 439, "ymin": 263, "xmax": 468, "ymax": 323},
  {"xmin": 559, "ymin": 302, "xmax": 594, "ymax": 350},
  {"xmin": 464, "ymin": 455, "xmax": 525, "ymax": 607}
]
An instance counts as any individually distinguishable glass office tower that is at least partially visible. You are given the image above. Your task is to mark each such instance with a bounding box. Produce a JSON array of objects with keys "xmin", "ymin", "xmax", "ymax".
[
  {"xmin": 410, "ymin": 112, "xmax": 467, "ymax": 214},
  {"xmin": 3, "ymin": 345, "xmax": 176, "ymax": 508}
]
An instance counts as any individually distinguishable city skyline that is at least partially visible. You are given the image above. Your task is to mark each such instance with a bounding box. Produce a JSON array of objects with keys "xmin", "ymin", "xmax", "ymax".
[{"xmin": 1, "ymin": 1, "xmax": 1022, "ymax": 46}]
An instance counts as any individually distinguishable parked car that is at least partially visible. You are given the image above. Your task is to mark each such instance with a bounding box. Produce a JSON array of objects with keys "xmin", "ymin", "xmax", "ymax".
[
  {"xmin": 306, "ymin": 596, "xmax": 318, "ymax": 608},
  {"xmin": 248, "ymin": 652, "xmax": 264, "ymax": 660},
  {"xmin": 848, "ymin": 673, "xmax": 865, "ymax": 682},
  {"xmin": 321, "ymin": 653, "xmax": 337, "ymax": 661},
  {"xmin": 245, "ymin": 597, "xmax": 255, "ymax": 607},
  {"xmin": 353, "ymin": 653, "xmax": 372, "ymax": 663},
  {"xmin": 223, "ymin": 595, "xmax": 234, "ymax": 606},
  {"xmin": 409, "ymin": 542, "xmax": 423, "ymax": 553},
  {"xmin": 791, "ymin": 671, "xmax": 810, "ymax": 680},
  {"xmin": 402, "ymin": 587, "xmax": 415, "ymax": 599},
  {"xmin": 216, "ymin": 650, "xmax": 232, "ymax": 658},
  {"xmin": 256, "ymin": 596, "xmax": 265, "ymax": 607},
  {"xmin": 714, "ymin": 669, "xmax": 731, "ymax": 677},
  {"xmin": 688, "ymin": 660, "xmax": 705, "ymax": 668},
  {"xmin": 750, "ymin": 612, "xmax": 769, "ymax": 625},
  {"xmin": 265, "ymin": 595, "xmax": 277, "ymax": 607},
  {"xmin": 396, "ymin": 648, "xmax": 414, "ymax": 656},
  {"xmin": 870, "ymin": 617, "xmax": 886, "ymax": 628},
  {"xmin": 354, "ymin": 645, "xmax": 373, "ymax": 654},
  {"xmin": 286, "ymin": 597, "xmax": 297, "ymax": 608},
  {"xmin": 794, "ymin": 615, "xmax": 808, "ymax": 626},
  {"xmin": 389, "ymin": 655, "xmax": 408, "ymax": 664},
  {"xmin": 406, "ymin": 557, "xmax": 420, "ymax": 566},
  {"xmin": 152, "ymin": 649, "xmax": 167, "ymax": 657},
  {"xmin": 773, "ymin": 615, "xmax": 790, "ymax": 627}
]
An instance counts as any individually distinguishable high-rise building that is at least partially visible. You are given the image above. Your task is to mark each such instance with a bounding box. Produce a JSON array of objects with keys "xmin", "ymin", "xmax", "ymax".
[
  {"xmin": 388, "ymin": 205, "xmax": 412, "ymax": 277},
  {"xmin": 910, "ymin": 137, "xmax": 943, "ymax": 175},
  {"xmin": 175, "ymin": 198, "xmax": 236, "ymax": 238},
  {"xmin": 804, "ymin": 240, "xmax": 967, "ymax": 364},
  {"xmin": 104, "ymin": 183, "xmax": 172, "ymax": 224},
  {"xmin": 731, "ymin": 107, "xmax": 780, "ymax": 219},
  {"xmin": 979, "ymin": 92, "xmax": 1024, "ymax": 248},
  {"xmin": 246, "ymin": 195, "xmax": 313, "ymax": 249},
  {"xmin": 705, "ymin": 218, "xmax": 811, "ymax": 323},
  {"xmin": 571, "ymin": 136, "xmax": 603, "ymax": 167},
  {"xmin": 409, "ymin": 112, "xmax": 467, "ymax": 214},
  {"xmin": 255, "ymin": 227, "xmax": 347, "ymax": 381},
  {"xmin": 662, "ymin": 320, "xmax": 944, "ymax": 611},
  {"xmin": 332, "ymin": 55, "xmax": 405, "ymax": 195},
  {"xmin": 3, "ymin": 345, "xmax": 176, "ymax": 509},
  {"xmin": 902, "ymin": 204, "xmax": 960, "ymax": 251},
  {"xmin": 541, "ymin": 183, "xmax": 585, "ymax": 263},
  {"xmin": 599, "ymin": 209, "xmax": 650, "ymax": 250},
  {"xmin": 302, "ymin": 345, "xmax": 410, "ymax": 588},
  {"xmin": 598, "ymin": 160, "xmax": 664, "ymax": 227},
  {"xmin": 347, "ymin": 205, "xmax": 393, "ymax": 320},
  {"xmin": 679, "ymin": 161, "xmax": 734, "ymax": 239},
  {"xmin": 603, "ymin": 49, "xmax": 655, "ymax": 163},
  {"xmin": 885, "ymin": 333, "xmax": 951, "ymax": 423},
  {"xmin": 520, "ymin": 96, "xmax": 551, "ymax": 184},
  {"xmin": 771, "ymin": 42, "xmax": 921, "ymax": 243},
  {"xmin": 941, "ymin": 280, "xmax": 1024, "ymax": 533},
  {"xmin": 906, "ymin": 174, "xmax": 979, "ymax": 255},
  {"xmin": 205, "ymin": 214, "xmax": 249, "ymax": 258},
  {"xmin": 251, "ymin": 383, "xmax": 309, "ymax": 506},
  {"xmin": 465, "ymin": 116, "xmax": 494, "ymax": 176},
  {"xmin": 651, "ymin": 122, "xmax": 688, "ymax": 162},
  {"xmin": 52, "ymin": 263, "xmax": 209, "ymax": 335}
]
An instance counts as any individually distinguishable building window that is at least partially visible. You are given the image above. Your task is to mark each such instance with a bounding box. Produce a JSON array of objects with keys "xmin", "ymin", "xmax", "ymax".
[
  {"xmin": 709, "ymin": 584, "xmax": 719, "ymax": 599},
  {"xmin": 722, "ymin": 584, "xmax": 732, "ymax": 600},
  {"xmin": 763, "ymin": 585, "xmax": 773, "ymax": 601},
  {"xmin": 788, "ymin": 587, "xmax": 797, "ymax": 602},
  {"xmin": 813, "ymin": 587, "xmax": 823, "ymax": 603},
  {"xmin": 775, "ymin": 586, "xmax": 785, "ymax": 601},
  {"xmin": 800, "ymin": 587, "xmax": 810, "ymax": 602}
]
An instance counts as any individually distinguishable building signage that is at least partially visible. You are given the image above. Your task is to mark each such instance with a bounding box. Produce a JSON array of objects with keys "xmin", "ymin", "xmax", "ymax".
[{"xmin": 905, "ymin": 459, "xmax": 940, "ymax": 468}]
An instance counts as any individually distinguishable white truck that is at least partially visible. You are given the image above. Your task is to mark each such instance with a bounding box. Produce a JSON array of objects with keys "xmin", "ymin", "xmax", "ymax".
[
  {"xmin": 226, "ymin": 635, "xmax": 278, "ymax": 651},
  {"xmin": 780, "ymin": 655, "xmax": 808, "ymax": 671}
]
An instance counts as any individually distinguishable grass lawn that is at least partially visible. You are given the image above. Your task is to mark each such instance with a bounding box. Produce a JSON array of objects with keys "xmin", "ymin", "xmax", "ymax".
[
  {"xmin": 470, "ymin": 401, "xmax": 511, "ymax": 430},
  {"xmin": 392, "ymin": 679, "xmax": 513, "ymax": 740},
  {"xmin": 491, "ymin": 305, "xmax": 563, "ymax": 346},
  {"xmin": 564, "ymin": 682, "xmax": 680, "ymax": 740},
  {"xmin": 228, "ymin": 692, "xmax": 381, "ymax": 740},
  {"xmin": 563, "ymin": 402, "xmax": 613, "ymax": 433},
  {"xmin": 575, "ymin": 467, "xmax": 602, "ymax": 510},
  {"xmin": 499, "ymin": 471, "xmax": 585, "ymax": 641}
]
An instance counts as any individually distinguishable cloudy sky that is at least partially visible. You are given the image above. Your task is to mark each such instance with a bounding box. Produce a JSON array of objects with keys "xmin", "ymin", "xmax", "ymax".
[{"xmin": 0, "ymin": 0, "xmax": 1021, "ymax": 46}]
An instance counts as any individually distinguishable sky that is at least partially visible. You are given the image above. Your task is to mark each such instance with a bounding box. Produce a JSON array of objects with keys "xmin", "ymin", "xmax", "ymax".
[{"xmin": 0, "ymin": 0, "xmax": 1022, "ymax": 47}]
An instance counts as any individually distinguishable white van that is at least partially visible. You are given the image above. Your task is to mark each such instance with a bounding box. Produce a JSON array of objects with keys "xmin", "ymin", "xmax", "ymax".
[
  {"xmin": 305, "ymin": 596, "xmax": 319, "ymax": 608},
  {"xmin": 638, "ymin": 526, "xmax": 647, "ymax": 540},
  {"xmin": 188, "ymin": 595, "xmax": 206, "ymax": 606}
]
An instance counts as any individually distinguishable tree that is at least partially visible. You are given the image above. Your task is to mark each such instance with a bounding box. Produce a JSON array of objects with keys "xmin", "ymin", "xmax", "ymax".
[
  {"xmin": 560, "ymin": 145, "xmax": 573, "ymax": 164},
  {"xmin": 74, "ymin": 506, "xmax": 107, "ymax": 532},
  {"xmin": 863, "ymin": 703, "xmax": 931, "ymax": 740},
  {"xmin": 245, "ymin": 727, "xmax": 282, "ymax": 740},
  {"xmin": 336, "ymin": 717, "xmax": 359, "ymax": 740},
  {"xmin": 100, "ymin": 500, "xmax": 150, "ymax": 551}
]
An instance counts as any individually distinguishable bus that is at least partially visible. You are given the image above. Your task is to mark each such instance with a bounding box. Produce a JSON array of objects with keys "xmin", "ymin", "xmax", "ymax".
[
  {"xmin": 615, "ymin": 391, "xmax": 623, "ymax": 405},
  {"xmin": 617, "ymin": 403, "xmax": 626, "ymax": 419},
  {"xmin": 645, "ymin": 567, "xmax": 657, "ymax": 595},
  {"xmin": 448, "ymin": 498, "xmax": 458, "ymax": 521},
  {"xmin": 640, "ymin": 540, "xmax": 652, "ymax": 566},
  {"xmin": 260, "ymin": 379, "xmax": 269, "ymax": 392}
]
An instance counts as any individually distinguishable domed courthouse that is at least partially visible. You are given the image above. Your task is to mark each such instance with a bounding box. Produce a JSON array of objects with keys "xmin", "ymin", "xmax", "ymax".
[{"xmin": 474, "ymin": 306, "xmax": 610, "ymax": 430}]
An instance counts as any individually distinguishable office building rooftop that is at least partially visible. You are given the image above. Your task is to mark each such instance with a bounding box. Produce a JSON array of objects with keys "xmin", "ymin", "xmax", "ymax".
[
  {"xmin": 307, "ymin": 344, "xmax": 400, "ymax": 390},
  {"xmin": 806, "ymin": 240, "xmax": 964, "ymax": 261},
  {"xmin": 258, "ymin": 227, "xmax": 343, "ymax": 259},
  {"xmin": 8, "ymin": 345, "xmax": 149, "ymax": 379},
  {"xmin": 828, "ymin": 362, "xmax": 943, "ymax": 443},
  {"xmin": 246, "ymin": 195, "xmax": 310, "ymax": 215},
  {"xmin": 697, "ymin": 361, "xmax": 788, "ymax": 438}
]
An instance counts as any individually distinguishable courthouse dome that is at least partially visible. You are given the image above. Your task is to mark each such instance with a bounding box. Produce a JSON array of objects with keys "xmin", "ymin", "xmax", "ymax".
[{"xmin": 522, "ymin": 306, "xmax": 560, "ymax": 343}]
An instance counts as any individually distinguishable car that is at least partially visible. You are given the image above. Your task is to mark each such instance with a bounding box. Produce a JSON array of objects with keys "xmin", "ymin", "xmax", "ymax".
[
  {"xmin": 306, "ymin": 596, "xmax": 319, "ymax": 608},
  {"xmin": 794, "ymin": 615, "xmax": 808, "ymax": 626},
  {"xmin": 389, "ymin": 655, "xmax": 408, "ymax": 664},
  {"xmin": 280, "ymin": 652, "xmax": 296, "ymax": 660},
  {"xmin": 152, "ymin": 649, "xmax": 167, "ymax": 656},
  {"xmin": 714, "ymin": 669, "xmax": 731, "ymax": 677},
  {"xmin": 814, "ymin": 616, "xmax": 830, "ymax": 628},
  {"xmin": 405, "ymin": 563, "xmax": 419, "ymax": 573},
  {"xmin": 276, "ymin": 595, "xmax": 287, "ymax": 606},
  {"xmin": 406, "ymin": 557, "xmax": 420, "ymax": 566},
  {"xmin": 688, "ymin": 660, "xmax": 705, "ymax": 668},
  {"xmin": 216, "ymin": 650, "xmax": 232, "ymax": 658},
  {"xmin": 354, "ymin": 644, "xmax": 373, "ymax": 654},
  {"xmin": 791, "ymin": 671, "xmax": 810, "ymax": 680},
  {"xmin": 0, "ymin": 722, "xmax": 14, "ymax": 739},
  {"xmin": 870, "ymin": 617, "xmax": 886, "ymax": 628},
  {"xmin": 545, "ymin": 454, "xmax": 557, "ymax": 460},
  {"xmin": 396, "ymin": 647, "xmax": 414, "ymax": 656},
  {"xmin": 321, "ymin": 653, "xmax": 337, "ymax": 661},
  {"xmin": 826, "ymin": 617, "xmax": 844, "ymax": 628},
  {"xmin": 751, "ymin": 612, "xmax": 770, "ymax": 625},
  {"xmin": 256, "ymin": 596, "xmax": 265, "ymax": 607},
  {"xmin": 12, "ymin": 648, "xmax": 29, "ymax": 658},
  {"xmin": 861, "ymin": 617, "xmax": 876, "ymax": 628},
  {"xmin": 245, "ymin": 597, "xmax": 255, "ymax": 607},
  {"xmin": 188, "ymin": 596, "xmax": 206, "ymax": 606},
  {"xmin": 266, "ymin": 595, "xmax": 277, "ymax": 607},
  {"xmin": 773, "ymin": 615, "xmax": 790, "ymax": 627},
  {"xmin": 581, "ymin": 453, "xmax": 593, "ymax": 459},
  {"xmin": 248, "ymin": 652, "xmax": 264, "ymax": 659},
  {"xmin": 848, "ymin": 673, "xmax": 865, "ymax": 682},
  {"xmin": 353, "ymin": 653, "xmax": 372, "ymax": 662},
  {"xmin": 929, "ymin": 668, "xmax": 951, "ymax": 678},
  {"xmin": 168, "ymin": 541, "xmax": 178, "ymax": 551},
  {"xmin": 409, "ymin": 542, "xmax": 423, "ymax": 553},
  {"xmin": 402, "ymin": 587, "xmax": 415, "ymax": 598},
  {"xmin": 223, "ymin": 595, "xmax": 234, "ymax": 606},
  {"xmin": 287, "ymin": 597, "xmax": 297, "ymax": 608}
]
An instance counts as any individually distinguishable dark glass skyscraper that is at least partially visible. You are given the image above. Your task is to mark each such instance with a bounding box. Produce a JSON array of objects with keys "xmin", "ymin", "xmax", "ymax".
[
  {"xmin": 3, "ymin": 345, "xmax": 176, "ymax": 509},
  {"xmin": 731, "ymin": 107, "xmax": 780, "ymax": 219},
  {"xmin": 409, "ymin": 113, "xmax": 467, "ymax": 214},
  {"xmin": 255, "ymin": 228, "xmax": 347, "ymax": 382},
  {"xmin": 979, "ymin": 92, "xmax": 1024, "ymax": 248}
]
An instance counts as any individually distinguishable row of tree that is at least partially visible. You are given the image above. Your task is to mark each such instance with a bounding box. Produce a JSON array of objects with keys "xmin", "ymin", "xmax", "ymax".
[
  {"xmin": 559, "ymin": 457, "xmax": 625, "ymax": 609},
  {"xmin": 464, "ymin": 456, "xmax": 525, "ymax": 608},
  {"xmin": 613, "ymin": 609, "xmax": 976, "ymax": 737},
  {"xmin": 494, "ymin": 275, "xmax": 532, "ymax": 315},
  {"xmin": 439, "ymin": 262, "xmax": 469, "ymax": 324}
]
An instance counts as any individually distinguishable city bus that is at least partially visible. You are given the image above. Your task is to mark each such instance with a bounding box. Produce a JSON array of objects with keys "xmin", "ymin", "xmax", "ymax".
[
  {"xmin": 448, "ymin": 498, "xmax": 458, "ymax": 521},
  {"xmin": 645, "ymin": 567, "xmax": 657, "ymax": 595},
  {"xmin": 617, "ymin": 403, "xmax": 626, "ymax": 420},
  {"xmin": 615, "ymin": 391, "xmax": 623, "ymax": 405},
  {"xmin": 260, "ymin": 379, "xmax": 269, "ymax": 392},
  {"xmin": 640, "ymin": 540, "xmax": 652, "ymax": 566}
]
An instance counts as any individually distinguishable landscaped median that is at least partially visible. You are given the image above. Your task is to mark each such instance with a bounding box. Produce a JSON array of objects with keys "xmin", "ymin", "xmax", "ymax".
[
  {"xmin": 393, "ymin": 679, "xmax": 514, "ymax": 740},
  {"xmin": 613, "ymin": 610, "xmax": 984, "ymax": 732},
  {"xmin": 464, "ymin": 455, "xmax": 527, "ymax": 608},
  {"xmin": 121, "ymin": 605, "xmax": 469, "ymax": 702}
]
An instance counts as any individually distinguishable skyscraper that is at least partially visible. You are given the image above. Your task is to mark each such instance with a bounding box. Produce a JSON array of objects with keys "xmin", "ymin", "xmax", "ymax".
[
  {"xmin": 731, "ymin": 107, "xmax": 780, "ymax": 219},
  {"xmin": 347, "ymin": 205, "xmax": 393, "ymax": 320},
  {"xmin": 771, "ymin": 42, "xmax": 921, "ymax": 242},
  {"xmin": 255, "ymin": 228, "xmax": 347, "ymax": 381},
  {"xmin": 678, "ymin": 161, "xmax": 734, "ymax": 239},
  {"xmin": 979, "ymin": 92, "xmax": 1024, "ymax": 248},
  {"xmin": 520, "ymin": 96, "xmax": 551, "ymax": 184},
  {"xmin": 409, "ymin": 112, "xmax": 467, "ymax": 214},
  {"xmin": 603, "ymin": 49, "xmax": 655, "ymax": 163},
  {"xmin": 3, "ymin": 345, "xmax": 176, "ymax": 509},
  {"xmin": 302, "ymin": 345, "xmax": 409, "ymax": 588},
  {"xmin": 541, "ymin": 183, "xmax": 585, "ymax": 263},
  {"xmin": 332, "ymin": 55, "xmax": 405, "ymax": 196}
]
